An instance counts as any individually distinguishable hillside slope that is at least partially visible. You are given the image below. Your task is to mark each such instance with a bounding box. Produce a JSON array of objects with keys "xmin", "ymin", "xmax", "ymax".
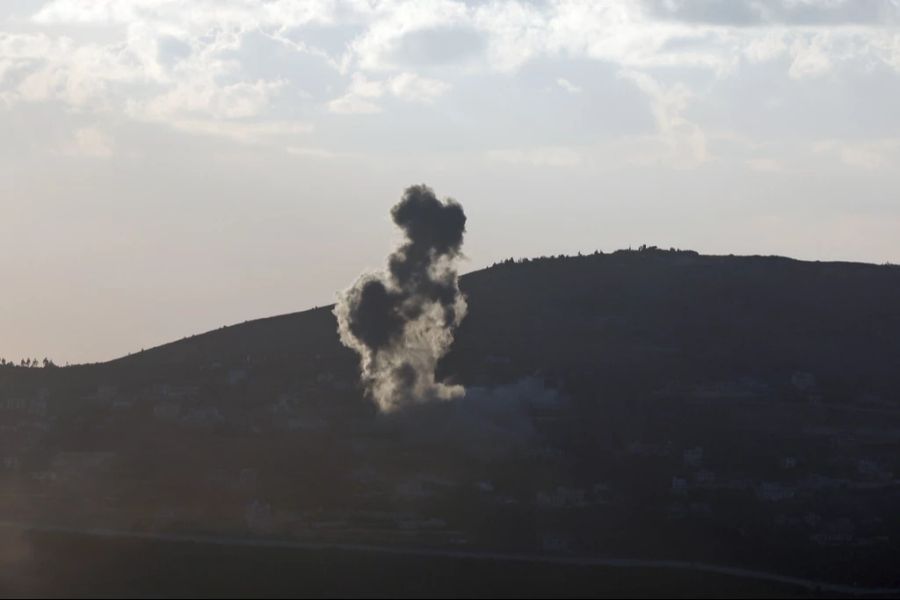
[
  {"xmin": 2, "ymin": 248, "xmax": 900, "ymax": 589},
  {"xmin": 13, "ymin": 247, "xmax": 900, "ymax": 400},
  {"xmin": 19, "ymin": 247, "xmax": 898, "ymax": 407}
]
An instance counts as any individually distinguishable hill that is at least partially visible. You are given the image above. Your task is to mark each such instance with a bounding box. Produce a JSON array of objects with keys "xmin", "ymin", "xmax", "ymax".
[
  {"xmin": 13, "ymin": 247, "xmax": 900, "ymax": 399},
  {"xmin": 2, "ymin": 247, "xmax": 900, "ymax": 592}
]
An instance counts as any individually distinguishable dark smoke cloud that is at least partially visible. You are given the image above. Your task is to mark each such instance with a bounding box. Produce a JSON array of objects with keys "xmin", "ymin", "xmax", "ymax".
[{"xmin": 335, "ymin": 185, "xmax": 467, "ymax": 411}]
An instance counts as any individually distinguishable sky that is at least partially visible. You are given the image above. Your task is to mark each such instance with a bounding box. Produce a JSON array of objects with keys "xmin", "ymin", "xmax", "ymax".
[{"xmin": 2, "ymin": 0, "xmax": 900, "ymax": 364}]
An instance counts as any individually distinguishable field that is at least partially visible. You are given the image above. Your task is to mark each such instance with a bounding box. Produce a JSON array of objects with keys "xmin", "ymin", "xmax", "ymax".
[{"xmin": 0, "ymin": 529, "xmax": 824, "ymax": 598}]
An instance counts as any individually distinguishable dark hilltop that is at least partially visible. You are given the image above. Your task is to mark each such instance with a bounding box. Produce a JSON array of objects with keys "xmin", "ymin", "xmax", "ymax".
[{"xmin": 2, "ymin": 247, "xmax": 900, "ymax": 596}]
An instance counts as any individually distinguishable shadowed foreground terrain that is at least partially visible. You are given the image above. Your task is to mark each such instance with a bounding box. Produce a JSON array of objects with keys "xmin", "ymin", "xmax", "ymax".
[
  {"xmin": 2, "ymin": 248, "xmax": 900, "ymax": 596},
  {"xmin": 0, "ymin": 528, "xmax": 817, "ymax": 598}
]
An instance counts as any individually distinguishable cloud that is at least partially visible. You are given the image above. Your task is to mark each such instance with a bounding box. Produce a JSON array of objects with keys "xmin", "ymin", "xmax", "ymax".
[
  {"xmin": 813, "ymin": 138, "xmax": 900, "ymax": 170},
  {"xmin": 61, "ymin": 127, "xmax": 114, "ymax": 158},
  {"xmin": 745, "ymin": 157, "xmax": 785, "ymax": 173},
  {"xmin": 285, "ymin": 145, "xmax": 345, "ymax": 159},
  {"xmin": 32, "ymin": 0, "xmax": 338, "ymax": 29},
  {"xmin": 486, "ymin": 146, "xmax": 583, "ymax": 167},
  {"xmin": 620, "ymin": 70, "xmax": 709, "ymax": 168},
  {"xmin": 327, "ymin": 72, "xmax": 385, "ymax": 114},
  {"xmin": 1, "ymin": 2, "xmax": 332, "ymax": 140},
  {"xmin": 745, "ymin": 157, "xmax": 784, "ymax": 173},
  {"xmin": 390, "ymin": 25, "xmax": 485, "ymax": 67},
  {"xmin": 328, "ymin": 71, "xmax": 449, "ymax": 114},
  {"xmin": 743, "ymin": 31, "xmax": 789, "ymax": 63},
  {"xmin": 643, "ymin": 0, "xmax": 900, "ymax": 27},
  {"xmin": 387, "ymin": 71, "xmax": 450, "ymax": 102},
  {"xmin": 556, "ymin": 77, "xmax": 581, "ymax": 94},
  {"xmin": 328, "ymin": 93, "xmax": 382, "ymax": 114},
  {"xmin": 344, "ymin": 0, "xmax": 471, "ymax": 71},
  {"xmin": 165, "ymin": 119, "xmax": 313, "ymax": 143},
  {"xmin": 135, "ymin": 79, "xmax": 288, "ymax": 121},
  {"xmin": 789, "ymin": 34, "xmax": 832, "ymax": 79},
  {"xmin": 3, "ymin": 0, "xmax": 900, "ymax": 160}
]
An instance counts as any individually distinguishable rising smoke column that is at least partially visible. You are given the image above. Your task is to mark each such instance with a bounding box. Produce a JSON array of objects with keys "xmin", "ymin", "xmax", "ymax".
[{"xmin": 335, "ymin": 185, "xmax": 467, "ymax": 412}]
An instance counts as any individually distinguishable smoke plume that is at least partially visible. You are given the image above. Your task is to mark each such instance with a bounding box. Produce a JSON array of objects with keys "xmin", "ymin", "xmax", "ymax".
[{"xmin": 335, "ymin": 184, "xmax": 467, "ymax": 411}]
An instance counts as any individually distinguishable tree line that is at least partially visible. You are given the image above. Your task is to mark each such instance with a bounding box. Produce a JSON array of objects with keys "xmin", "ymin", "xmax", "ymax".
[{"xmin": 0, "ymin": 357, "xmax": 58, "ymax": 368}]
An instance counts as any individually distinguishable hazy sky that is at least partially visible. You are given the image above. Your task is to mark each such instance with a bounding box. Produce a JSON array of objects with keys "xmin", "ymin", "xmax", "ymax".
[{"xmin": 2, "ymin": 0, "xmax": 900, "ymax": 363}]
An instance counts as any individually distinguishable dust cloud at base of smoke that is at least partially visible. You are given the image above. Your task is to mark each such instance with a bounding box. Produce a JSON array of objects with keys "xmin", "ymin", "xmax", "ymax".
[{"xmin": 371, "ymin": 378, "xmax": 567, "ymax": 459}]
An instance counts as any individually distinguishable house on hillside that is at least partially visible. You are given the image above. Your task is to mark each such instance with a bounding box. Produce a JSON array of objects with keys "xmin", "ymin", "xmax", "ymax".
[
  {"xmin": 227, "ymin": 369, "xmax": 248, "ymax": 386},
  {"xmin": 683, "ymin": 446, "xmax": 703, "ymax": 467},
  {"xmin": 536, "ymin": 486, "xmax": 587, "ymax": 509},
  {"xmin": 756, "ymin": 481, "xmax": 795, "ymax": 502},
  {"xmin": 0, "ymin": 397, "xmax": 27, "ymax": 412},
  {"xmin": 246, "ymin": 499, "xmax": 274, "ymax": 534},
  {"xmin": 781, "ymin": 456, "xmax": 798, "ymax": 470},
  {"xmin": 97, "ymin": 385, "xmax": 118, "ymax": 401},
  {"xmin": 155, "ymin": 383, "xmax": 200, "ymax": 401},
  {"xmin": 857, "ymin": 459, "xmax": 892, "ymax": 481},
  {"xmin": 791, "ymin": 372, "xmax": 816, "ymax": 391},
  {"xmin": 179, "ymin": 407, "xmax": 224, "ymax": 428},
  {"xmin": 811, "ymin": 518, "xmax": 856, "ymax": 546},
  {"xmin": 695, "ymin": 469, "xmax": 716, "ymax": 485}
]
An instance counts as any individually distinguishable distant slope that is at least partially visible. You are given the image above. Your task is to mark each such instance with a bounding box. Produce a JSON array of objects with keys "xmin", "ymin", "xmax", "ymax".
[
  {"xmin": 4, "ymin": 248, "xmax": 900, "ymax": 589},
  {"xmin": 444, "ymin": 249, "xmax": 900, "ymax": 403},
  {"xmin": 6, "ymin": 248, "xmax": 900, "ymax": 403},
  {"xmin": 110, "ymin": 305, "xmax": 348, "ymax": 373}
]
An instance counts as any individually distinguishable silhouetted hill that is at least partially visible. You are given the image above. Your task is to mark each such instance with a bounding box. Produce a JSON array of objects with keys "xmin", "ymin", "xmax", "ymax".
[
  {"xmin": 3, "ymin": 248, "xmax": 900, "ymax": 591},
  {"xmin": 448, "ymin": 248, "xmax": 900, "ymax": 403},
  {"xmin": 11, "ymin": 247, "xmax": 900, "ymax": 403}
]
